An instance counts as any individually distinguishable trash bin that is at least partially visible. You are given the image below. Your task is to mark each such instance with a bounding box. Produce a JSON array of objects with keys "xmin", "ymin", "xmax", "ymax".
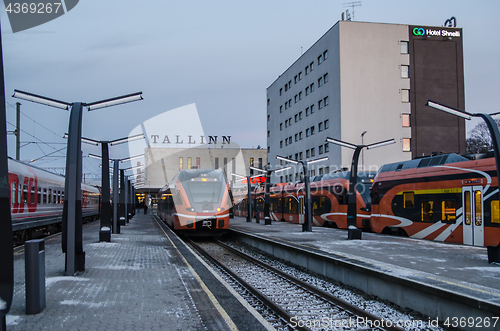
[{"xmin": 25, "ymin": 239, "xmax": 46, "ymax": 314}]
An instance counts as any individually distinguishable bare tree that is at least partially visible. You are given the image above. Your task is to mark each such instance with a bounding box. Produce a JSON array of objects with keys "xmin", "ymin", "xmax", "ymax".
[{"xmin": 466, "ymin": 119, "xmax": 500, "ymax": 153}]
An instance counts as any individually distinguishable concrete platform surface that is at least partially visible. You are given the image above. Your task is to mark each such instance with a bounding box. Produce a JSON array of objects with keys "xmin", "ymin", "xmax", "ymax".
[{"xmin": 6, "ymin": 213, "xmax": 272, "ymax": 331}]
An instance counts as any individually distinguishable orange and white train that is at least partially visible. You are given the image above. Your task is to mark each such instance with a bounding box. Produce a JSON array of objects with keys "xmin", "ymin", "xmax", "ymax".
[{"xmin": 8, "ymin": 158, "xmax": 100, "ymax": 243}]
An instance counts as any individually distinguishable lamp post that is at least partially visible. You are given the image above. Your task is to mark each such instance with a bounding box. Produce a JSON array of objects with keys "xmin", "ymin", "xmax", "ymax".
[
  {"xmin": 250, "ymin": 166, "xmax": 291, "ymax": 225},
  {"xmin": 326, "ymin": 137, "xmax": 395, "ymax": 239},
  {"xmin": 12, "ymin": 90, "xmax": 143, "ymax": 275},
  {"xmin": 361, "ymin": 131, "xmax": 367, "ymax": 170},
  {"xmin": 426, "ymin": 100, "xmax": 500, "ymax": 262},
  {"xmin": 276, "ymin": 155, "xmax": 329, "ymax": 232},
  {"xmin": 232, "ymin": 173, "xmax": 262, "ymax": 222}
]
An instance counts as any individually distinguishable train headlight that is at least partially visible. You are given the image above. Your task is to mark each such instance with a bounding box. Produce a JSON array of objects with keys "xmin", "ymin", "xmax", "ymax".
[{"xmin": 186, "ymin": 207, "xmax": 195, "ymax": 212}]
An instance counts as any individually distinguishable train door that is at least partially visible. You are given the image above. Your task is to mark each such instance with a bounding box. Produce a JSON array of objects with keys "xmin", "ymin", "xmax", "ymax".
[
  {"xmin": 298, "ymin": 196, "xmax": 305, "ymax": 224},
  {"xmin": 462, "ymin": 186, "xmax": 484, "ymax": 246}
]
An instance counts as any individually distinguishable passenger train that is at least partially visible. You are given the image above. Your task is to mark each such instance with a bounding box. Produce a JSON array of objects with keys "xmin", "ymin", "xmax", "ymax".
[
  {"xmin": 158, "ymin": 169, "xmax": 232, "ymax": 235},
  {"xmin": 234, "ymin": 152, "xmax": 500, "ymax": 247},
  {"xmin": 8, "ymin": 158, "xmax": 100, "ymax": 244}
]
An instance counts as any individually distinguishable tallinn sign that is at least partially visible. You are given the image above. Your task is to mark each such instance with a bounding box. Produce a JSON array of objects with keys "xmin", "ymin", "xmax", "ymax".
[{"xmin": 150, "ymin": 135, "xmax": 231, "ymax": 145}]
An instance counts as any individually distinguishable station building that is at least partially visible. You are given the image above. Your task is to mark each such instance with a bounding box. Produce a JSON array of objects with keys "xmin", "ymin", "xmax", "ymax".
[
  {"xmin": 266, "ymin": 20, "xmax": 465, "ymax": 182},
  {"xmin": 134, "ymin": 143, "xmax": 267, "ymax": 199}
]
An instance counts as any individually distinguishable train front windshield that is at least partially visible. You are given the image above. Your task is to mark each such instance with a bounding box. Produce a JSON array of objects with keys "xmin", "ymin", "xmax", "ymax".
[{"xmin": 186, "ymin": 181, "xmax": 222, "ymax": 203}]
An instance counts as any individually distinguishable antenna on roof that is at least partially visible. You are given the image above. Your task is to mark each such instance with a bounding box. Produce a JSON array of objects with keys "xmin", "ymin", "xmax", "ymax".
[{"xmin": 342, "ymin": 1, "xmax": 362, "ymax": 21}]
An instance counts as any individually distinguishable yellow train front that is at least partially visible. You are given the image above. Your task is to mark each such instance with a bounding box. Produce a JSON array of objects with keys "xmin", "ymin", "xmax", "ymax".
[{"xmin": 158, "ymin": 169, "xmax": 231, "ymax": 235}]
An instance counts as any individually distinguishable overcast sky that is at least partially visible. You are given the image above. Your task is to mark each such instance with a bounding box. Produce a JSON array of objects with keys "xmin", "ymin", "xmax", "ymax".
[{"xmin": 1, "ymin": 0, "xmax": 499, "ymax": 180}]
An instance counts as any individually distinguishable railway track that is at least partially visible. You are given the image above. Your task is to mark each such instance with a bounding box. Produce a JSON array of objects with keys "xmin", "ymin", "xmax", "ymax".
[{"xmin": 186, "ymin": 238, "xmax": 405, "ymax": 331}]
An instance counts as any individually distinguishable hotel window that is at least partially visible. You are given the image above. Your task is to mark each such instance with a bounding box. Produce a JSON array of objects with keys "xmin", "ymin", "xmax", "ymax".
[
  {"xmin": 305, "ymin": 86, "xmax": 309, "ymax": 95},
  {"xmin": 401, "ymin": 65, "xmax": 409, "ymax": 78},
  {"xmin": 285, "ymin": 139, "xmax": 288, "ymax": 146},
  {"xmin": 319, "ymin": 122, "xmax": 323, "ymax": 132},
  {"xmin": 310, "ymin": 83, "xmax": 314, "ymax": 92},
  {"xmin": 285, "ymin": 103, "xmax": 288, "ymax": 110},
  {"xmin": 319, "ymin": 145, "xmax": 323, "ymax": 154},
  {"xmin": 325, "ymin": 143, "xmax": 329, "ymax": 152},
  {"xmin": 310, "ymin": 62, "xmax": 314, "ymax": 71},
  {"xmin": 295, "ymin": 133, "xmax": 298, "ymax": 142},
  {"xmin": 318, "ymin": 55, "xmax": 322, "ymax": 65},
  {"xmin": 289, "ymin": 136, "xmax": 292, "ymax": 144},
  {"xmin": 280, "ymin": 88, "xmax": 282, "ymax": 96},
  {"xmin": 280, "ymin": 123, "xmax": 283, "ymax": 130},
  {"xmin": 306, "ymin": 150, "xmax": 310, "ymax": 158},
  {"xmin": 318, "ymin": 77, "xmax": 323, "ymax": 87},
  {"xmin": 295, "ymin": 95, "xmax": 298, "ymax": 103},
  {"xmin": 324, "ymin": 96, "xmax": 329, "ymax": 106},
  {"xmin": 179, "ymin": 157, "xmax": 183, "ymax": 171},
  {"xmin": 267, "ymin": 130, "xmax": 270, "ymax": 137},
  {"xmin": 401, "ymin": 89, "xmax": 410, "ymax": 103},
  {"xmin": 294, "ymin": 75, "xmax": 298, "ymax": 84},
  {"xmin": 267, "ymin": 114, "xmax": 270, "ymax": 121},
  {"xmin": 299, "ymin": 91, "xmax": 302, "ymax": 100},
  {"xmin": 400, "ymin": 41, "xmax": 409, "ymax": 54},
  {"xmin": 319, "ymin": 168, "xmax": 323, "ymax": 175},
  {"xmin": 311, "ymin": 126, "xmax": 315, "ymax": 135},
  {"xmin": 288, "ymin": 81, "xmax": 292, "ymax": 89},
  {"xmin": 187, "ymin": 157, "xmax": 192, "ymax": 169},
  {"xmin": 285, "ymin": 120, "xmax": 288, "ymax": 128},
  {"xmin": 299, "ymin": 131, "xmax": 303, "ymax": 140},
  {"xmin": 285, "ymin": 84, "xmax": 288, "ymax": 92},
  {"xmin": 305, "ymin": 66, "xmax": 309, "ymax": 75},
  {"xmin": 311, "ymin": 148, "xmax": 315, "ymax": 157},
  {"xmin": 289, "ymin": 117, "xmax": 292, "ymax": 125},
  {"xmin": 310, "ymin": 104, "xmax": 315, "ymax": 114},
  {"xmin": 319, "ymin": 100, "xmax": 323, "ymax": 109},
  {"xmin": 288, "ymin": 99, "xmax": 292, "ymax": 107},
  {"xmin": 298, "ymin": 71, "xmax": 302, "ymax": 80},
  {"xmin": 306, "ymin": 107, "xmax": 309, "ymax": 116},
  {"xmin": 299, "ymin": 152, "xmax": 303, "ymax": 160},
  {"xmin": 299, "ymin": 111, "xmax": 303, "ymax": 120},
  {"xmin": 267, "ymin": 146, "xmax": 270, "ymax": 153},
  {"xmin": 215, "ymin": 157, "xmax": 219, "ymax": 169},
  {"xmin": 324, "ymin": 119, "xmax": 329, "ymax": 129},
  {"xmin": 306, "ymin": 128, "xmax": 310, "ymax": 137},
  {"xmin": 280, "ymin": 105, "xmax": 283, "ymax": 113},
  {"xmin": 402, "ymin": 114, "xmax": 411, "ymax": 127},
  {"xmin": 295, "ymin": 114, "xmax": 298, "ymax": 122},
  {"xmin": 323, "ymin": 50, "xmax": 328, "ymax": 60},
  {"xmin": 196, "ymin": 157, "xmax": 200, "ymax": 169},
  {"xmin": 280, "ymin": 140, "xmax": 283, "ymax": 148},
  {"xmin": 295, "ymin": 153, "xmax": 298, "ymax": 160},
  {"xmin": 267, "ymin": 98, "xmax": 270, "ymax": 106},
  {"xmin": 324, "ymin": 73, "xmax": 328, "ymax": 83},
  {"xmin": 403, "ymin": 138, "xmax": 411, "ymax": 152}
]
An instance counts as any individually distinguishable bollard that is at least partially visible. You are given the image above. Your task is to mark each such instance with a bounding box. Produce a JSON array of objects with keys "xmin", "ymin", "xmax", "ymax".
[
  {"xmin": 99, "ymin": 226, "xmax": 111, "ymax": 242},
  {"xmin": 264, "ymin": 216, "xmax": 271, "ymax": 225},
  {"xmin": 255, "ymin": 211, "xmax": 260, "ymax": 223},
  {"xmin": 119, "ymin": 216, "xmax": 126, "ymax": 226},
  {"xmin": 348, "ymin": 227, "xmax": 362, "ymax": 240},
  {"xmin": 25, "ymin": 239, "xmax": 46, "ymax": 314}
]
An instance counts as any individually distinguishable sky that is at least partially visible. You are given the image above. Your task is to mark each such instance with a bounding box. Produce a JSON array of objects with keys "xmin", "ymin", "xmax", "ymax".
[{"xmin": 1, "ymin": 0, "xmax": 499, "ymax": 182}]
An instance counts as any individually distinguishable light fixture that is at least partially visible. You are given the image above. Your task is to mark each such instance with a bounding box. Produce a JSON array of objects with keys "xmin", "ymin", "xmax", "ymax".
[
  {"xmin": 120, "ymin": 154, "xmax": 145, "ymax": 162},
  {"xmin": 63, "ymin": 133, "xmax": 99, "ymax": 146},
  {"xmin": 276, "ymin": 155, "xmax": 299, "ymax": 164},
  {"xmin": 13, "ymin": 89, "xmax": 71, "ymax": 110},
  {"xmin": 110, "ymin": 133, "xmax": 145, "ymax": 146},
  {"xmin": 426, "ymin": 100, "xmax": 471, "ymax": 120},
  {"xmin": 249, "ymin": 166, "xmax": 267, "ymax": 173},
  {"xmin": 123, "ymin": 165, "xmax": 143, "ymax": 171},
  {"xmin": 307, "ymin": 156, "xmax": 329, "ymax": 164},
  {"xmin": 88, "ymin": 153, "xmax": 102, "ymax": 160},
  {"xmin": 274, "ymin": 166, "xmax": 292, "ymax": 173},
  {"xmin": 366, "ymin": 139, "xmax": 396, "ymax": 150},
  {"xmin": 325, "ymin": 137, "xmax": 357, "ymax": 150},
  {"xmin": 231, "ymin": 173, "xmax": 246, "ymax": 179},
  {"xmin": 85, "ymin": 92, "xmax": 143, "ymax": 111}
]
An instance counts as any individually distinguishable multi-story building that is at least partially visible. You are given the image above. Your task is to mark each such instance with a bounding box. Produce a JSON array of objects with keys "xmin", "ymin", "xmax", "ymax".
[{"xmin": 266, "ymin": 20, "xmax": 465, "ymax": 183}]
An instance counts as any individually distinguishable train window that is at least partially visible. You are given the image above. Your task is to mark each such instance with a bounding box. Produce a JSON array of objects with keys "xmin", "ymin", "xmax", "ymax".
[
  {"xmin": 491, "ymin": 200, "xmax": 500, "ymax": 224},
  {"xmin": 37, "ymin": 188, "xmax": 41, "ymax": 204},
  {"xmin": 464, "ymin": 191, "xmax": 471, "ymax": 225},
  {"xmin": 441, "ymin": 200, "xmax": 456, "ymax": 223},
  {"xmin": 10, "ymin": 183, "xmax": 15, "ymax": 205},
  {"xmin": 421, "ymin": 200, "xmax": 434, "ymax": 221},
  {"xmin": 58, "ymin": 191, "xmax": 61, "ymax": 203},
  {"xmin": 403, "ymin": 192, "xmax": 414, "ymax": 208},
  {"xmin": 43, "ymin": 188, "xmax": 47, "ymax": 204},
  {"xmin": 18, "ymin": 183, "xmax": 22, "ymax": 205},
  {"xmin": 30, "ymin": 185, "xmax": 35, "ymax": 204},
  {"xmin": 61, "ymin": 191, "xmax": 64, "ymax": 204},
  {"xmin": 475, "ymin": 191, "xmax": 482, "ymax": 226},
  {"xmin": 23, "ymin": 184, "xmax": 28, "ymax": 204},
  {"xmin": 48, "ymin": 189, "xmax": 52, "ymax": 203}
]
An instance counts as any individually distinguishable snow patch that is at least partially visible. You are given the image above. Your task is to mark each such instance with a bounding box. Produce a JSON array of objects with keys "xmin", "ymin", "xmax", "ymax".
[
  {"xmin": 94, "ymin": 264, "xmax": 142, "ymax": 270},
  {"xmin": 46, "ymin": 276, "xmax": 90, "ymax": 288},
  {"xmin": 100, "ymin": 226, "xmax": 111, "ymax": 231},
  {"xmin": 6, "ymin": 315, "xmax": 21, "ymax": 326},
  {"xmin": 60, "ymin": 300, "xmax": 110, "ymax": 308},
  {"xmin": 86, "ymin": 242, "xmax": 120, "ymax": 248}
]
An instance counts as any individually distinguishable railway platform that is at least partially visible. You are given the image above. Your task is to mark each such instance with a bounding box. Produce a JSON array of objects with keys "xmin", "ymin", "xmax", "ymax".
[
  {"xmin": 6, "ymin": 213, "xmax": 273, "ymax": 331},
  {"xmin": 229, "ymin": 216, "xmax": 500, "ymax": 330}
]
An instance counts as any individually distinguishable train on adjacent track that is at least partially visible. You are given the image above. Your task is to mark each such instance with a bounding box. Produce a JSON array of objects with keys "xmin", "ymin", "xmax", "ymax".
[
  {"xmin": 8, "ymin": 158, "xmax": 100, "ymax": 245},
  {"xmin": 157, "ymin": 169, "xmax": 232, "ymax": 235},
  {"xmin": 234, "ymin": 152, "xmax": 500, "ymax": 247}
]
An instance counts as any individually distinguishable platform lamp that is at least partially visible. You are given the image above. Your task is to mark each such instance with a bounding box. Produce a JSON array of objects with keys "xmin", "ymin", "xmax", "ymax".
[
  {"xmin": 13, "ymin": 89, "xmax": 143, "ymax": 275},
  {"xmin": 88, "ymin": 148, "xmax": 144, "ymax": 239},
  {"xmin": 426, "ymin": 100, "xmax": 500, "ymax": 263},
  {"xmin": 249, "ymin": 166, "xmax": 291, "ymax": 225},
  {"xmin": 276, "ymin": 155, "xmax": 329, "ymax": 232},
  {"xmin": 325, "ymin": 137, "xmax": 395, "ymax": 239}
]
